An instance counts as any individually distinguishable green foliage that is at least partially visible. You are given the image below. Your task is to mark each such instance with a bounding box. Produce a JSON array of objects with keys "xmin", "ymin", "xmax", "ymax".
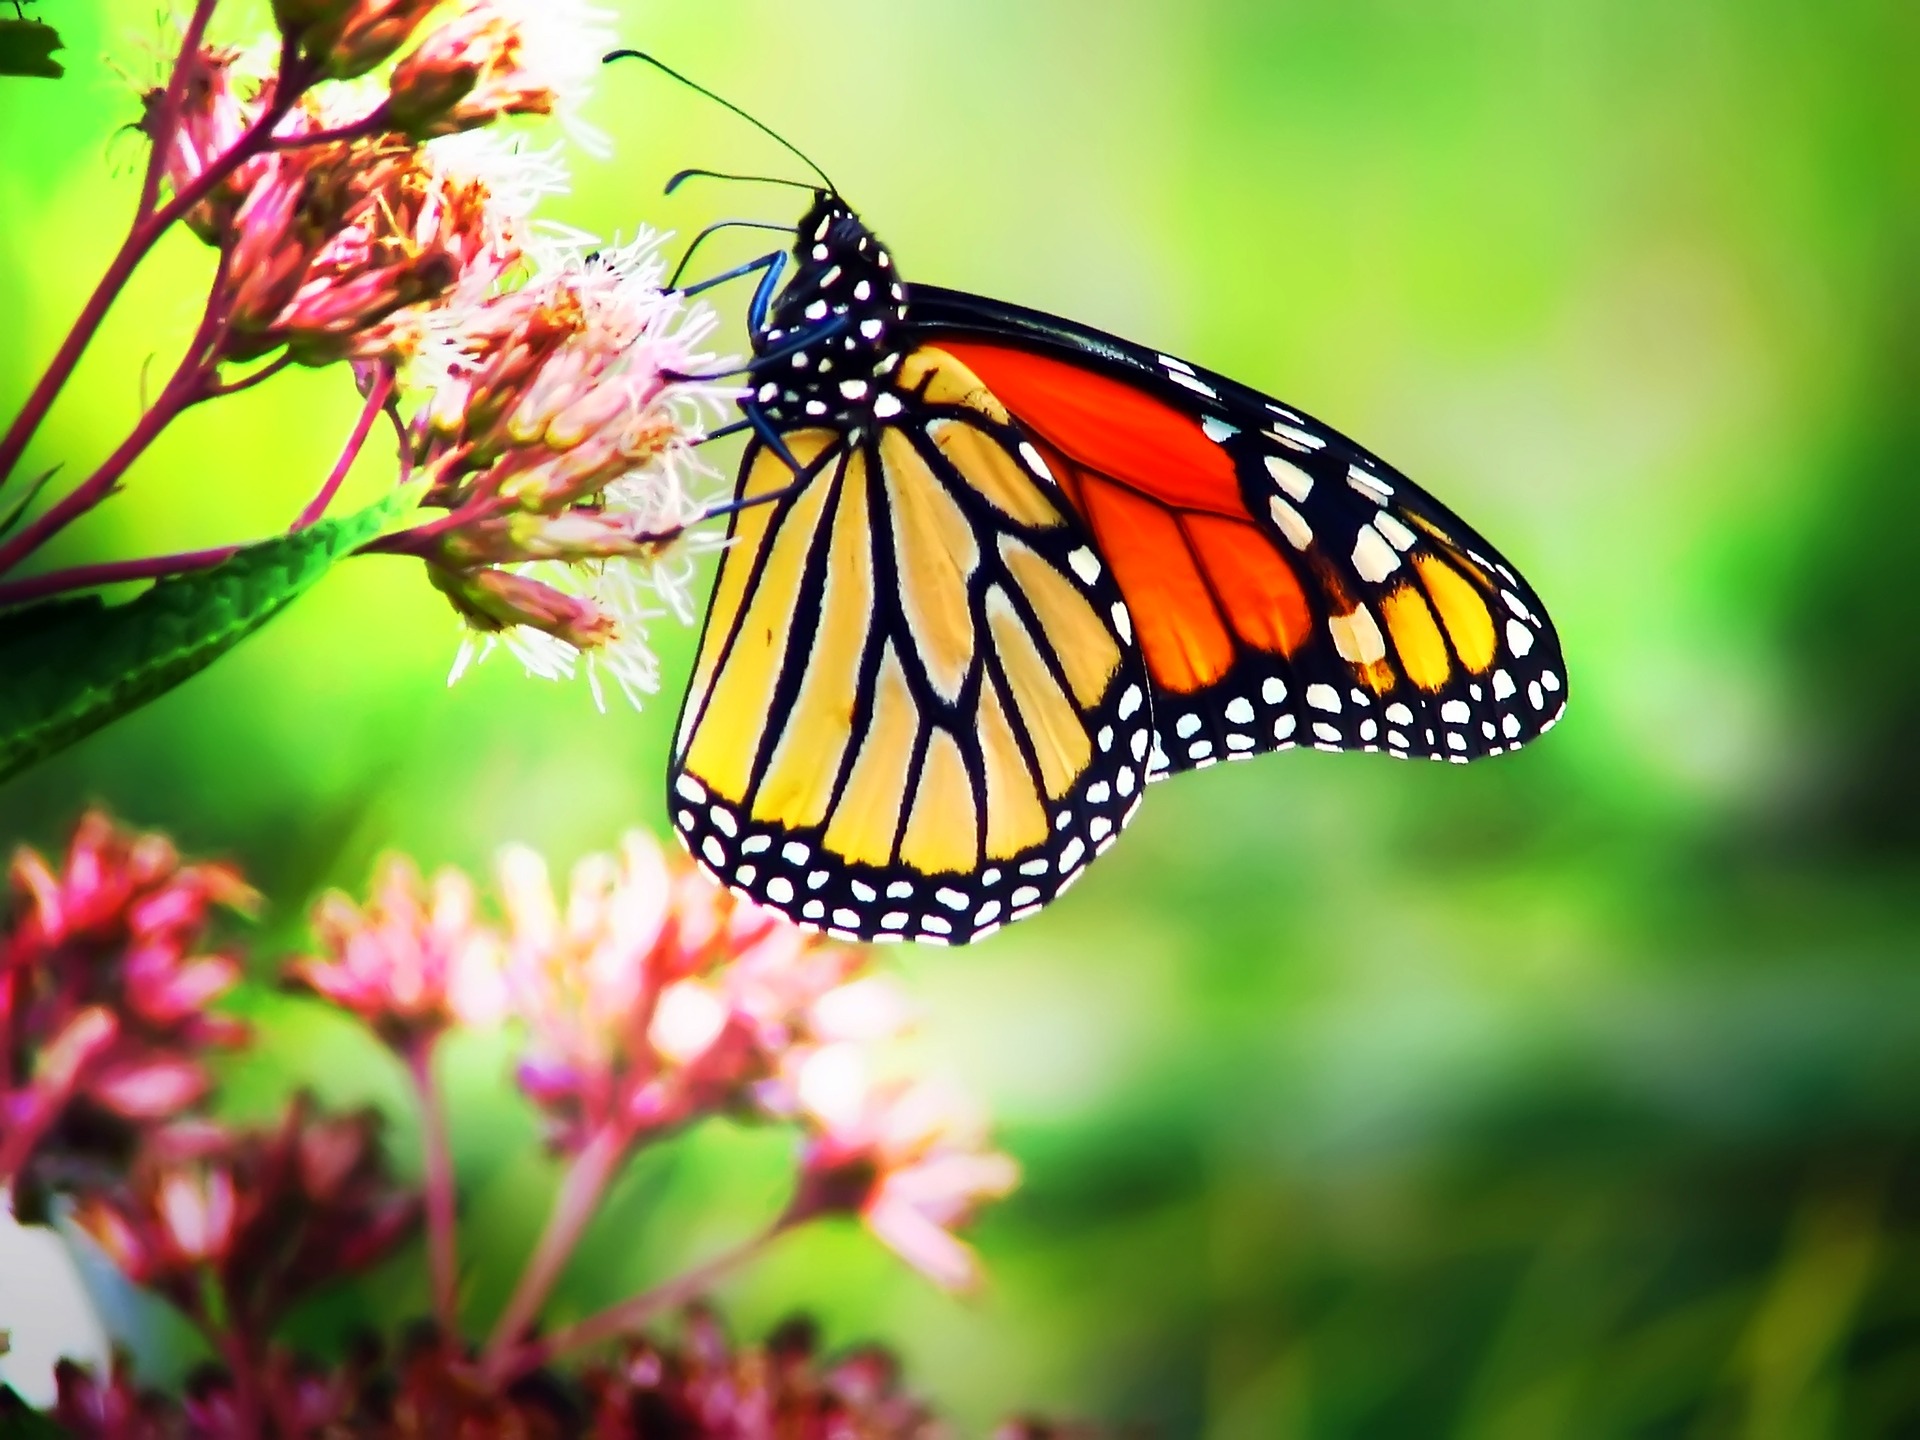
[
  {"xmin": 0, "ymin": 494, "xmax": 411, "ymax": 784},
  {"xmin": 0, "ymin": 18, "xmax": 62, "ymax": 79}
]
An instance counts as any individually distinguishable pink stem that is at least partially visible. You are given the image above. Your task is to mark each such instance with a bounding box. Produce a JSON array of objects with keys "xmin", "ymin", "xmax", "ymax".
[
  {"xmin": 270, "ymin": 108, "xmax": 393, "ymax": 149},
  {"xmin": 500, "ymin": 1230, "xmax": 780, "ymax": 1379},
  {"xmin": 0, "ymin": 35, "xmax": 305, "ymax": 499},
  {"xmin": 0, "ymin": 363, "xmax": 395, "ymax": 605},
  {"xmin": 406, "ymin": 1040, "xmax": 461, "ymax": 1337},
  {"xmin": 216, "ymin": 1329, "xmax": 266, "ymax": 1440},
  {"xmin": 0, "ymin": 544, "xmax": 243, "ymax": 609},
  {"xmin": 293, "ymin": 368, "xmax": 393, "ymax": 530},
  {"xmin": 0, "ymin": 362, "xmax": 210, "ymax": 579},
  {"xmin": 205, "ymin": 352, "xmax": 293, "ymax": 399},
  {"xmin": 134, "ymin": 0, "xmax": 221, "ymax": 221},
  {"xmin": 480, "ymin": 1122, "xmax": 631, "ymax": 1377}
]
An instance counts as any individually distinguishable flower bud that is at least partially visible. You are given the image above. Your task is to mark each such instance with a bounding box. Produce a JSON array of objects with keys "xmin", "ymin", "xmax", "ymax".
[
  {"xmin": 428, "ymin": 563, "xmax": 619, "ymax": 651},
  {"xmin": 298, "ymin": 0, "xmax": 445, "ymax": 80},
  {"xmin": 387, "ymin": 3, "xmax": 552, "ymax": 139}
]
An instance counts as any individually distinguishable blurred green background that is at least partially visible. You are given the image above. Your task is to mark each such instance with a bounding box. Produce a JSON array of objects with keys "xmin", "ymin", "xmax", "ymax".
[{"xmin": 5, "ymin": 0, "xmax": 1920, "ymax": 1434}]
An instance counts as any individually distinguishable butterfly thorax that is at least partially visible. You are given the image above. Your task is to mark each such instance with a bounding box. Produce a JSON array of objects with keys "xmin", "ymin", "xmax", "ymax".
[{"xmin": 752, "ymin": 194, "xmax": 908, "ymax": 432}]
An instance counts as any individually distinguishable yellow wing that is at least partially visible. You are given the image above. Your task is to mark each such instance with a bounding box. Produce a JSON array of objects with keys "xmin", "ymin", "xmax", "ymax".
[{"xmin": 670, "ymin": 347, "xmax": 1156, "ymax": 944}]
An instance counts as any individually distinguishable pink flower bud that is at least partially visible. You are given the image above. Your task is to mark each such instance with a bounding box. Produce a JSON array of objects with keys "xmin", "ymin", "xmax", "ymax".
[
  {"xmin": 386, "ymin": 3, "xmax": 552, "ymax": 139},
  {"xmin": 87, "ymin": 1057, "xmax": 211, "ymax": 1118},
  {"xmin": 156, "ymin": 1166, "xmax": 237, "ymax": 1262},
  {"xmin": 282, "ymin": 0, "xmax": 443, "ymax": 79},
  {"xmin": 430, "ymin": 564, "xmax": 620, "ymax": 651},
  {"xmin": 33, "ymin": 1007, "xmax": 120, "ymax": 1094}
]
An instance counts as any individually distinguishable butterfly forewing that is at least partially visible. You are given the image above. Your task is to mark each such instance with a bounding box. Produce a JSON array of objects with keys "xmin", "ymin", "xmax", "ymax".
[
  {"xmin": 919, "ymin": 310, "xmax": 1567, "ymax": 779},
  {"xmin": 670, "ymin": 345, "xmax": 1155, "ymax": 943}
]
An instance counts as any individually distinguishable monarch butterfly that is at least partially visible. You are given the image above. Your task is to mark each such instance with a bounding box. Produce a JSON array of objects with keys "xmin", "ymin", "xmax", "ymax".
[
  {"xmin": 628, "ymin": 62, "xmax": 1567, "ymax": 946},
  {"xmin": 661, "ymin": 187, "xmax": 1567, "ymax": 946}
]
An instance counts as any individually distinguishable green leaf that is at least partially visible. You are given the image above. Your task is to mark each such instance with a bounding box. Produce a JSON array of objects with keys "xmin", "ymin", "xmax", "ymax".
[
  {"xmin": 0, "ymin": 1385, "xmax": 68, "ymax": 1438},
  {"xmin": 0, "ymin": 494, "xmax": 412, "ymax": 783},
  {"xmin": 0, "ymin": 19, "xmax": 63, "ymax": 79}
]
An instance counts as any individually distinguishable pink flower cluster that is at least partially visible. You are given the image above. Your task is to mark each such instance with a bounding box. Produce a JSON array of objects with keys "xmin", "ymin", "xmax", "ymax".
[
  {"xmin": 1, "ymin": 812, "xmax": 253, "ymax": 1204},
  {"xmin": 2, "ymin": 812, "xmax": 1033, "ymax": 1435},
  {"xmin": 143, "ymin": 0, "xmax": 732, "ymax": 705},
  {"xmin": 52, "ymin": 1309, "xmax": 1072, "ymax": 1439},
  {"xmin": 0, "ymin": 0, "xmax": 723, "ymax": 723}
]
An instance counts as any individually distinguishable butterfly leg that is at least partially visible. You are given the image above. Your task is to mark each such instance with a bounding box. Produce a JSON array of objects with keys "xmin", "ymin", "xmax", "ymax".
[
  {"xmin": 676, "ymin": 249, "xmax": 788, "ymax": 330},
  {"xmin": 685, "ymin": 413, "xmax": 802, "ymax": 473},
  {"xmin": 692, "ymin": 414, "xmax": 838, "ymax": 523}
]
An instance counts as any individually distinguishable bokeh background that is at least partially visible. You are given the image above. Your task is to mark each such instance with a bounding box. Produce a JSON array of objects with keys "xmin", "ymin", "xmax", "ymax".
[{"xmin": 5, "ymin": 0, "xmax": 1920, "ymax": 1433}]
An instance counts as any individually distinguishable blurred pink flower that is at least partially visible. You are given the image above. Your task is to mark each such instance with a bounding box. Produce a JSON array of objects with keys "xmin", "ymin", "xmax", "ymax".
[
  {"xmin": 290, "ymin": 855, "xmax": 507, "ymax": 1048},
  {"xmin": 495, "ymin": 833, "xmax": 891, "ymax": 1153},
  {"xmin": 69, "ymin": 1098, "xmax": 418, "ymax": 1330},
  {"xmin": 50, "ymin": 1351, "xmax": 175, "ymax": 1440},
  {"xmin": 1, "ymin": 812, "xmax": 254, "ymax": 1198},
  {"xmin": 578, "ymin": 1309, "xmax": 946, "ymax": 1439},
  {"xmin": 787, "ymin": 1051, "xmax": 1020, "ymax": 1293}
]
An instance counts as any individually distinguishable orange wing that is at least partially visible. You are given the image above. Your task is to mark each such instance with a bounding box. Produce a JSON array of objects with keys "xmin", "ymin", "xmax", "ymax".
[{"xmin": 933, "ymin": 335, "xmax": 1566, "ymax": 775}]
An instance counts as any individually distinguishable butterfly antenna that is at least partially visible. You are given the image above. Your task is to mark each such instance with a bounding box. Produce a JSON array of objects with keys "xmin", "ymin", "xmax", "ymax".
[
  {"xmin": 665, "ymin": 167, "xmax": 819, "ymax": 198},
  {"xmin": 603, "ymin": 49, "xmax": 837, "ymax": 195}
]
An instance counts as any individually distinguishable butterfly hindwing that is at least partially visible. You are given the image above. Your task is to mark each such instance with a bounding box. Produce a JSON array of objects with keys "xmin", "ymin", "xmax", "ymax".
[{"xmin": 670, "ymin": 345, "xmax": 1156, "ymax": 943}]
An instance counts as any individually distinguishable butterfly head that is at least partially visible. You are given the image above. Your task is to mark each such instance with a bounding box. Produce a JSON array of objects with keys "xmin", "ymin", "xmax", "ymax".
[{"xmin": 751, "ymin": 193, "xmax": 909, "ymax": 431}]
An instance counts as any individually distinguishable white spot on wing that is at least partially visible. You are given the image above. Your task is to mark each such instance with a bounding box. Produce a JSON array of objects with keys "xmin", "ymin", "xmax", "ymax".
[
  {"xmin": 1352, "ymin": 524, "xmax": 1400, "ymax": 583},
  {"xmin": 1306, "ymin": 684, "xmax": 1342, "ymax": 713},
  {"xmin": 1374, "ymin": 511, "xmax": 1418, "ymax": 551},
  {"xmin": 1266, "ymin": 423, "xmax": 1325, "ymax": 452},
  {"xmin": 1269, "ymin": 494, "xmax": 1313, "ymax": 550},
  {"xmin": 1201, "ymin": 416, "xmax": 1239, "ymax": 443},
  {"xmin": 1265, "ymin": 455, "xmax": 1314, "ymax": 501},
  {"xmin": 1068, "ymin": 548, "xmax": 1100, "ymax": 584},
  {"xmin": 1347, "ymin": 464, "xmax": 1393, "ymax": 501}
]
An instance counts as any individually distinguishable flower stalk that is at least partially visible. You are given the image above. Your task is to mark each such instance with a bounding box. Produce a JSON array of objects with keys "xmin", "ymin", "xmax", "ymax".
[
  {"xmin": 480, "ymin": 1119, "xmax": 627, "ymax": 1374},
  {"xmin": 405, "ymin": 1040, "xmax": 460, "ymax": 1335}
]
